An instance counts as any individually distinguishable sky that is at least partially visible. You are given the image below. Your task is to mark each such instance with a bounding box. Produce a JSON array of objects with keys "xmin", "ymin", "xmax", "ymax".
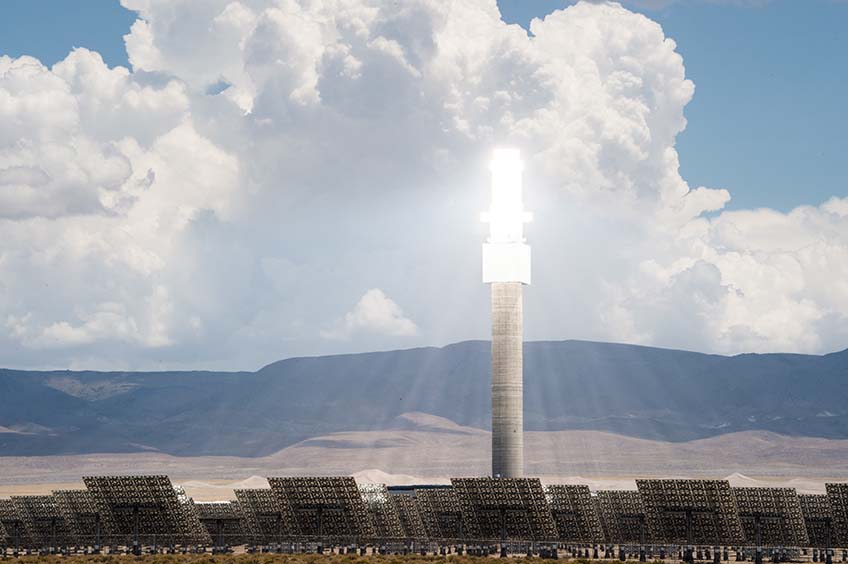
[
  {"xmin": 3, "ymin": 0, "xmax": 846, "ymax": 213},
  {"xmin": 0, "ymin": 0, "xmax": 847, "ymax": 370}
]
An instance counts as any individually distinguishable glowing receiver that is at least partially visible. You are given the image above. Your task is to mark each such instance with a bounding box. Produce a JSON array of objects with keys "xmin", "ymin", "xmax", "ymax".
[
  {"xmin": 482, "ymin": 242, "xmax": 531, "ymax": 284},
  {"xmin": 482, "ymin": 147, "xmax": 531, "ymax": 285}
]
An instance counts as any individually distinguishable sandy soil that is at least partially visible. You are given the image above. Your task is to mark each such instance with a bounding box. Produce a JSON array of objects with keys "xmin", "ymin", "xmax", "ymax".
[{"xmin": 1, "ymin": 420, "xmax": 846, "ymax": 500}]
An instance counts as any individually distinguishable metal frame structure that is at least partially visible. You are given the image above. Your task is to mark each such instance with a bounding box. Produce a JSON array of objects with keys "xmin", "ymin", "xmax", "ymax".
[
  {"xmin": 546, "ymin": 484, "xmax": 605, "ymax": 544},
  {"xmin": 269, "ymin": 477, "xmax": 374, "ymax": 544},
  {"xmin": 827, "ymin": 483, "xmax": 848, "ymax": 548},
  {"xmin": 360, "ymin": 483, "xmax": 405, "ymax": 541},
  {"xmin": 637, "ymin": 479, "xmax": 744, "ymax": 546},
  {"xmin": 0, "ymin": 498, "xmax": 33, "ymax": 550},
  {"xmin": 53, "ymin": 489, "xmax": 102, "ymax": 549},
  {"xmin": 11, "ymin": 495, "xmax": 75, "ymax": 550},
  {"xmin": 233, "ymin": 488, "xmax": 290, "ymax": 547},
  {"xmin": 195, "ymin": 501, "xmax": 248, "ymax": 547},
  {"xmin": 416, "ymin": 487, "xmax": 464, "ymax": 542},
  {"xmin": 391, "ymin": 494, "xmax": 427, "ymax": 541},
  {"xmin": 0, "ymin": 474, "xmax": 844, "ymax": 554},
  {"xmin": 800, "ymin": 494, "xmax": 834, "ymax": 549},
  {"xmin": 732, "ymin": 487, "xmax": 808, "ymax": 548},
  {"xmin": 452, "ymin": 477, "xmax": 556, "ymax": 543},
  {"xmin": 179, "ymin": 490, "xmax": 212, "ymax": 547},
  {"xmin": 595, "ymin": 490, "xmax": 646, "ymax": 545},
  {"xmin": 83, "ymin": 475, "xmax": 210, "ymax": 551}
]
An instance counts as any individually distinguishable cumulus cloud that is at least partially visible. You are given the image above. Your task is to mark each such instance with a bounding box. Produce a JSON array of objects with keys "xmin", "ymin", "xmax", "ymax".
[
  {"xmin": 322, "ymin": 289, "xmax": 419, "ymax": 340},
  {"xmin": 0, "ymin": 0, "xmax": 845, "ymax": 369}
]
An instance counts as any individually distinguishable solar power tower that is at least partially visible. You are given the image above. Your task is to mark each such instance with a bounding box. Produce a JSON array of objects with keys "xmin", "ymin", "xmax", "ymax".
[
  {"xmin": 595, "ymin": 491, "xmax": 645, "ymax": 545},
  {"xmin": 359, "ymin": 484, "xmax": 405, "ymax": 540},
  {"xmin": 194, "ymin": 501, "xmax": 248, "ymax": 547},
  {"xmin": 416, "ymin": 487, "xmax": 464, "ymax": 542},
  {"xmin": 269, "ymin": 477, "xmax": 375, "ymax": 544},
  {"xmin": 11, "ymin": 495, "xmax": 75, "ymax": 549},
  {"xmin": 234, "ymin": 488, "xmax": 291, "ymax": 546},
  {"xmin": 546, "ymin": 485, "xmax": 605, "ymax": 543},
  {"xmin": 732, "ymin": 487, "xmax": 808, "ymax": 547},
  {"xmin": 637, "ymin": 479, "xmax": 744, "ymax": 546},
  {"xmin": 83, "ymin": 475, "xmax": 210, "ymax": 550},
  {"xmin": 452, "ymin": 477, "xmax": 557, "ymax": 544},
  {"xmin": 53, "ymin": 490, "xmax": 102, "ymax": 549},
  {"xmin": 799, "ymin": 494, "xmax": 835, "ymax": 549},
  {"xmin": 0, "ymin": 498, "xmax": 33, "ymax": 549},
  {"xmin": 391, "ymin": 494, "xmax": 427, "ymax": 541},
  {"xmin": 826, "ymin": 484, "xmax": 848, "ymax": 548},
  {"xmin": 482, "ymin": 147, "xmax": 532, "ymax": 478}
]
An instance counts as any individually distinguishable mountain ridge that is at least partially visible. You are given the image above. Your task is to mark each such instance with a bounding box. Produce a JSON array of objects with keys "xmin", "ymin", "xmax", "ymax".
[
  {"xmin": 256, "ymin": 339, "xmax": 848, "ymax": 371},
  {"xmin": 1, "ymin": 339, "xmax": 846, "ymax": 457},
  {"xmin": 6, "ymin": 339, "xmax": 847, "ymax": 375}
]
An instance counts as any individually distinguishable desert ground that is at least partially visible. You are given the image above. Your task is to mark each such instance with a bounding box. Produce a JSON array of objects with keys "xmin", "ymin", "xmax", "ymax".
[{"xmin": 1, "ymin": 415, "xmax": 846, "ymax": 500}]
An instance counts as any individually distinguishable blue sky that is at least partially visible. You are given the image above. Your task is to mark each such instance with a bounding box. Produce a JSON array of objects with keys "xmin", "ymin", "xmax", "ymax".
[
  {"xmin": 500, "ymin": 0, "xmax": 848, "ymax": 212},
  {"xmin": 0, "ymin": 0, "xmax": 135, "ymax": 69},
  {"xmin": 3, "ymin": 0, "xmax": 844, "ymax": 212}
]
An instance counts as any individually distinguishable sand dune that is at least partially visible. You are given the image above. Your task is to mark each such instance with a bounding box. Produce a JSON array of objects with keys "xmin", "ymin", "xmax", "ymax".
[{"xmin": 1, "ymin": 416, "xmax": 846, "ymax": 500}]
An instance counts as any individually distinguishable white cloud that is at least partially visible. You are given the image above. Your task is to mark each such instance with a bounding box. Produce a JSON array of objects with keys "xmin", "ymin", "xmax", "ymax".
[
  {"xmin": 0, "ymin": 49, "xmax": 190, "ymax": 219},
  {"xmin": 322, "ymin": 289, "xmax": 419, "ymax": 340},
  {"xmin": 0, "ymin": 0, "xmax": 845, "ymax": 369}
]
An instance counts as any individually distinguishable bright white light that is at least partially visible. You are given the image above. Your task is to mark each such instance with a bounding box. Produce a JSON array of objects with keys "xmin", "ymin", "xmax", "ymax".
[
  {"xmin": 481, "ymin": 147, "xmax": 531, "ymax": 284},
  {"xmin": 482, "ymin": 147, "xmax": 532, "ymax": 244}
]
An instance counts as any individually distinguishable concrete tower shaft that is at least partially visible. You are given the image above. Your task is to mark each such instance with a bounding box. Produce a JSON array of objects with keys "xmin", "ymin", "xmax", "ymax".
[
  {"xmin": 491, "ymin": 281, "xmax": 524, "ymax": 478},
  {"xmin": 481, "ymin": 147, "xmax": 530, "ymax": 479}
]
